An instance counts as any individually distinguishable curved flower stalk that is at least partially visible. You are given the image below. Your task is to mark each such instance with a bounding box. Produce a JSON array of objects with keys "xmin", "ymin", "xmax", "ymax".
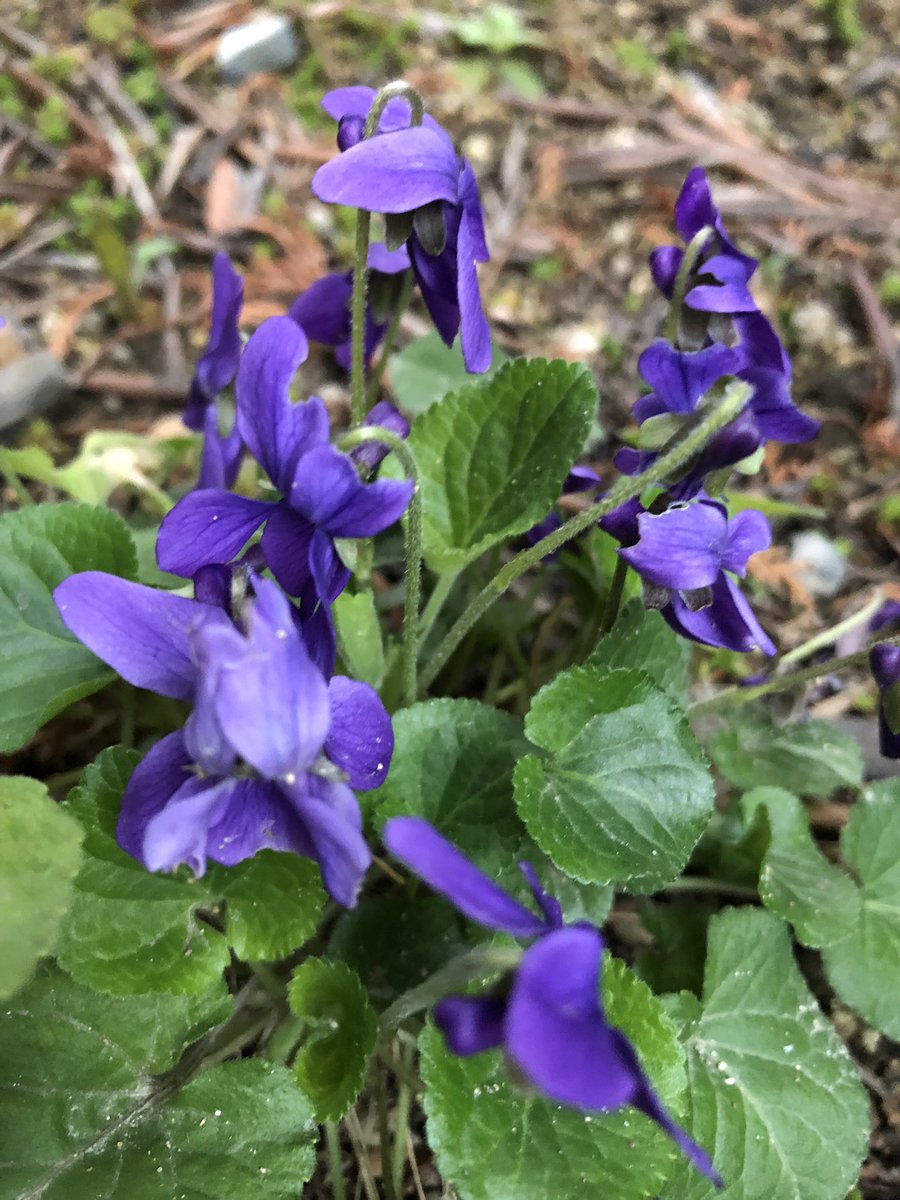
[
  {"xmin": 183, "ymin": 252, "xmax": 246, "ymax": 489},
  {"xmin": 54, "ymin": 573, "xmax": 392, "ymax": 906},
  {"xmin": 157, "ymin": 316, "xmax": 414, "ymax": 673},
  {"xmin": 383, "ymin": 817, "xmax": 722, "ymax": 1187},
  {"xmin": 312, "ymin": 85, "xmax": 491, "ymax": 374}
]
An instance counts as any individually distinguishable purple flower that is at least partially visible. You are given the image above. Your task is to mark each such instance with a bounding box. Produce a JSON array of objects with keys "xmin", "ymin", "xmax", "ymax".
[
  {"xmin": 871, "ymin": 644, "xmax": 900, "ymax": 759},
  {"xmin": 157, "ymin": 317, "xmax": 414, "ymax": 673},
  {"xmin": 54, "ymin": 573, "xmax": 392, "ymax": 905},
  {"xmin": 312, "ymin": 86, "xmax": 491, "ymax": 374},
  {"xmin": 183, "ymin": 253, "xmax": 246, "ymax": 489},
  {"xmin": 350, "ymin": 399, "xmax": 410, "ymax": 475},
  {"xmin": 288, "ymin": 243, "xmax": 411, "ymax": 371},
  {"xmin": 523, "ymin": 465, "xmax": 601, "ymax": 551},
  {"xmin": 383, "ymin": 817, "xmax": 721, "ymax": 1186},
  {"xmin": 614, "ymin": 499, "xmax": 775, "ymax": 654}
]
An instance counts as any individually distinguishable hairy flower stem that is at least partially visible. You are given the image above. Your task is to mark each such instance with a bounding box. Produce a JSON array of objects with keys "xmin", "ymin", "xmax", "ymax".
[
  {"xmin": 777, "ymin": 589, "xmax": 885, "ymax": 669},
  {"xmin": 367, "ymin": 271, "xmax": 414, "ymax": 404},
  {"xmin": 325, "ymin": 1121, "xmax": 347, "ymax": 1200},
  {"xmin": 688, "ymin": 632, "xmax": 900, "ymax": 718},
  {"xmin": 339, "ymin": 426, "xmax": 421, "ymax": 707},
  {"xmin": 598, "ymin": 555, "xmax": 630, "ymax": 639},
  {"xmin": 419, "ymin": 379, "xmax": 752, "ymax": 693},
  {"xmin": 665, "ymin": 223, "xmax": 714, "ymax": 345}
]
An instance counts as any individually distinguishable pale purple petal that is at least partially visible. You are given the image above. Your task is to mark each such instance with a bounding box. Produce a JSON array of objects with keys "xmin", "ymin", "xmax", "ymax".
[
  {"xmin": 116, "ymin": 731, "xmax": 193, "ymax": 861},
  {"xmin": 383, "ymin": 817, "xmax": 549, "ymax": 937},
  {"xmin": 54, "ymin": 573, "xmax": 223, "ymax": 700},
  {"xmin": 312, "ymin": 126, "xmax": 460, "ymax": 213},
  {"xmin": 620, "ymin": 502, "xmax": 729, "ymax": 590},
  {"xmin": 325, "ymin": 676, "xmax": 393, "ymax": 791},
  {"xmin": 369, "ymin": 242, "xmax": 411, "ymax": 274},
  {"xmin": 157, "ymin": 490, "xmax": 272, "ymax": 578},
  {"xmin": 143, "ymin": 776, "xmax": 234, "ymax": 876},
  {"xmin": 283, "ymin": 775, "xmax": 370, "ymax": 907},
  {"xmin": 686, "ymin": 255, "xmax": 757, "ymax": 314},
  {"xmin": 720, "ymin": 509, "xmax": 771, "ymax": 576},
  {"xmin": 434, "ymin": 995, "xmax": 506, "ymax": 1055}
]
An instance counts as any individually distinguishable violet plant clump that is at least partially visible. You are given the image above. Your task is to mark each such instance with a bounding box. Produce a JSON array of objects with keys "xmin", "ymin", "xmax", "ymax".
[{"xmin": 2, "ymin": 79, "xmax": 897, "ymax": 1200}]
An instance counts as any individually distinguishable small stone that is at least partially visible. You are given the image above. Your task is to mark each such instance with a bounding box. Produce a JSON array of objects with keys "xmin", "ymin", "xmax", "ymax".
[
  {"xmin": 216, "ymin": 15, "xmax": 299, "ymax": 85},
  {"xmin": 789, "ymin": 531, "xmax": 847, "ymax": 598},
  {"xmin": 0, "ymin": 353, "xmax": 70, "ymax": 435}
]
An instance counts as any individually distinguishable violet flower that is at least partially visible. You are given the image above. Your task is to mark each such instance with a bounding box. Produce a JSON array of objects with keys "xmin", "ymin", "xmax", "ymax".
[
  {"xmin": 288, "ymin": 243, "xmax": 411, "ymax": 371},
  {"xmin": 311, "ymin": 86, "xmax": 491, "ymax": 374},
  {"xmin": 383, "ymin": 817, "xmax": 721, "ymax": 1186},
  {"xmin": 54, "ymin": 573, "xmax": 392, "ymax": 906},
  {"xmin": 870, "ymin": 644, "xmax": 900, "ymax": 760},
  {"xmin": 522, "ymin": 465, "xmax": 601, "ymax": 551},
  {"xmin": 157, "ymin": 317, "xmax": 414, "ymax": 672},
  {"xmin": 611, "ymin": 498, "xmax": 775, "ymax": 654},
  {"xmin": 183, "ymin": 253, "xmax": 245, "ymax": 489}
]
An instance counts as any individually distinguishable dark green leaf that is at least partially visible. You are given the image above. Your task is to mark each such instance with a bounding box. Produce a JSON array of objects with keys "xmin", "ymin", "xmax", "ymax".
[
  {"xmin": 588, "ymin": 600, "xmax": 689, "ymax": 703},
  {"xmin": 0, "ymin": 502, "xmax": 137, "ymax": 750},
  {"xmin": 207, "ymin": 853, "xmax": 325, "ymax": 963}
]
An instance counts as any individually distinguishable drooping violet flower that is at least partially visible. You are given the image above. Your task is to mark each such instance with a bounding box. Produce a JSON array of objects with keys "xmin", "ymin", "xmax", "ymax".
[
  {"xmin": 312, "ymin": 86, "xmax": 491, "ymax": 374},
  {"xmin": 288, "ymin": 243, "xmax": 411, "ymax": 371},
  {"xmin": 870, "ymin": 644, "xmax": 900, "ymax": 759},
  {"xmin": 157, "ymin": 317, "xmax": 414, "ymax": 673},
  {"xmin": 608, "ymin": 498, "xmax": 775, "ymax": 654},
  {"xmin": 349, "ymin": 399, "xmax": 410, "ymax": 475},
  {"xmin": 183, "ymin": 253, "xmax": 246, "ymax": 489},
  {"xmin": 522, "ymin": 465, "xmax": 601, "ymax": 551},
  {"xmin": 54, "ymin": 573, "xmax": 391, "ymax": 906},
  {"xmin": 383, "ymin": 817, "xmax": 721, "ymax": 1186}
]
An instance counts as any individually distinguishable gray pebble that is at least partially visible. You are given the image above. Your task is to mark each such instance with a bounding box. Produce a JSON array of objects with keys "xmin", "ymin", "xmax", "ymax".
[
  {"xmin": 789, "ymin": 530, "xmax": 848, "ymax": 598},
  {"xmin": 216, "ymin": 15, "xmax": 299, "ymax": 84},
  {"xmin": 0, "ymin": 353, "xmax": 70, "ymax": 437}
]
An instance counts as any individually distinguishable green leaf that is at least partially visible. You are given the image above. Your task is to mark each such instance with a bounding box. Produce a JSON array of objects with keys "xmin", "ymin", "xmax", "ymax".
[
  {"xmin": 389, "ymin": 330, "xmax": 509, "ymax": 416},
  {"xmin": 0, "ymin": 502, "xmax": 137, "ymax": 751},
  {"xmin": 206, "ymin": 852, "xmax": 325, "ymax": 963},
  {"xmin": 57, "ymin": 748, "xmax": 232, "ymax": 995},
  {"xmin": 748, "ymin": 782, "xmax": 900, "ymax": 1037},
  {"xmin": 420, "ymin": 955, "xmax": 691, "ymax": 1200},
  {"xmin": 410, "ymin": 357, "xmax": 598, "ymax": 571},
  {"xmin": 0, "ymin": 776, "xmax": 83, "ymax": 998},
  {"xmin": 708, "ymin": 708, "xmax": 863, "ymax": 798},
  {"xmin": 288, "ymin": 958, "xmax": 378, "ymax": 1121},
  {"xmin": 660, "ymin": 907, "xmax": 869, "ymax": 1200},
  {"xmin": 0, "ymin": 965, "xmax": 316, "ymax": 1199},
  {"xmin": 515, "ymin": 668, "xmax": 715, "ymax": 891},
  {"xmin": 587, "ymin": 599, "xmax": 689, "ymax": 703},
  {"xmin": 452, "ymin": 4, "xmax": 544, "ymax": 52},
  {"xmin": 333, "ymin": 589, "xmax": 385, "ymax": 687}
]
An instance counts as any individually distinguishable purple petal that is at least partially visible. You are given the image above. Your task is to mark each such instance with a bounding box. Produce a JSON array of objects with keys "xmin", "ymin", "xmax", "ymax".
[
  {"xmin": 350, "ymin": 400, "xmax": 410, "ymax": 473},
  {"xmin": 157, "ymin": 490, "xmax": 272, "ymax": 579},
  {"xmin": 321, "ymin": 86, "xmax": 377, "ymax": 121},
  {"xmin": 878, "ymin": 707, "xmax": 900, "ymax": 759},
  {"xmin": 871, "ymin": 644, "xmax": 900, "ymax": 689},
  {"xmin": 649, "ymin": 245, "xmax": 682, "ymax": 298},
  {"xmin": 200, "ymin": 578, "xmax": 331, "ymax": 779},
  {"xmin": 289, "ymin": 444, "xmax": 414, "ymax": 537},
  {"xmin": 260, "ymin": 504, "xmax": 315, "ymax": 597},
  {"xmin": 193, "ymin": 563, "xmax": 233, "ymax": 612},
  {"xmin": 620, "ymin": 502, "xmax": 729, "ymax": 590},
  {"xmin": 185, "ymin": 252, "xmax": 244, "ymax": 423},
  {"xmin": 673, "ymin": 167, "xmax": 718, "ymax": 243},
  {"xmin": 116, "ymin": 731, "xmax": 193, "ymax": 862},
  {"xmin": 309, "ymin": 527, "xmax": 352, "ymax": 606},
  {"xmin": 664, "ymin": 574, "xmax": 776, "ymax": 655},
  {"xmin": 143, "ymin": 776, "xmax": 234, "ymax": 876},
  {"xmin": 383, "ymin": 817, "xmax": 548, "ymax": 937},
  {"xmin": 563, "ymin": 466, "xmax": 602, "ymax": 494},
  {"xmin": 518, "ymin": 863, "xmax": 563, "ymax": 929},
  {"xmin": 283, "ymin": 775, "xmax": 370, "ymax": 907},
  {"xmin": 197, "ymin": 407, "xmax": 243, "ymax": 490},
  {"xmin": 312, "ymin": 126, "xmax": 460, "ymax": 214},
  {"xmin": 434, "ymin": 995, "xmax": 506, "ymax": 1055},
  {"xmin": 629, "ymin": 1072, "xmax": 724, "ymax": 1187},
  {"xmin": 183, "ymin": 656, "xmax": 236, "ymax": 777},
  {"xmin": 638, "ymin": 340, "xmax": 739, "ymax": 415},
  {"xmin": 685, "ymin": 254, "xmax": 757, "ymax": 314},
  {"xmin": 741, "ymin": 366, "xmax": 818, "ymax": 444},
  {"xmin": 456, "ymin": 204, "xmax": 492, "ymax": 373},
  {"xmin": 721, "ymin": 510, "xmax": 771, "ymax": 576},
  {"xmin": 236, "ymin": 317, "xmax": 329, "ymax": 495},
  {"xmin": 734, "ymin": 312, "xmax": 791, "ymax": 375},
  {"xmin": 599, "ymin": 496, "xmax": 643, "ymax": 546},
  {"xmin": 288, "ymin": 272, "xmax": 352, "ymax": 348},
  {"xmin": 205, "ymin": 778, "xmax": 316, "ymax": 866},
  {"xmin": 325, "ymin": 676, "xmax": 393, "ymax": 791},
  {"xmin": 54, "ymin": 573, "xmax": 223, "ymax": 700},
  {"xmin": 369, "ymin": 242, "xmax": 411, "ymax": 274}
]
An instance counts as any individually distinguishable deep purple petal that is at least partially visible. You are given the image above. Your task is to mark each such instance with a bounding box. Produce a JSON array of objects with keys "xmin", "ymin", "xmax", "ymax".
[
  {"xmin": 197, "ymin": 406, "xmax": 243, "ymax": 490},
  {"xmin": 629, "ymin": 1068, "xmax": 723, "ymax": 1187},
  {"xmin": 410, "ymin": 230, "xmax": 460, "ymax": 346},
  {"xmin": 638, "ymin": 340, "xmax": 739, "ymax": 415},
  {"xmin": 599, "ymin": 496, "xmax": 643, "ymax": 546},
  {"xmin": 620, "ymin": 502, "xmax": 729, "ymax": 590},
  {"xmin": 741, "ymin": 366, "xmax": 818, "ymax": 444},
  {"xmin": 871, "ymin": 644, "xmax": 900, "ymax": 689},
  {"xmin": 734, "ymin": 312, "xmax": 791, "ymax": 375},
  {"xmin": 878, "ymin": 706, "xmax": 900, "ymax": 759},
  {"xmin": 187, "ymin": 252, "xmax": 244, "ymax": 416},
  {"xmin": 156, "ymin": 490, "xmax": 272, "ymax": 579},
  {"xmin": 289, "ymin": 443, "xmax": 414, "ymax": 537},
  {"xmin": 282, "ymin": 774, "xmax": 370, "ymax": 907},
  {"xmin": 260, "ymin": 504, "xmax": 315, "ymax": 597},
  {"xmin": 563, "ymin": 465, "xmax": 602, "ymax": 494},
  {"xmin": 649, "ymin": 245, "xmax": 682, "ymax": 298},
  {"xmin": 383, "ymin": 817, "xmax": 549, "ymax": 937},
  {"xmin": 434, "ymin": 995, "xmax": 506, "ymax": 1055},
  {"xmin": 193, "ymin": 563, "xmax": 233, "ymax": 612},
  {"xmin": 456, "ymin": 203, "xmax": 492, "ymax": 373},
  {"xmin": 721, "ymin": 510, "xmax": 771, "ymax": 576},
  {"xmin": 54, "ymin": 573, "xmax": 225, "ymax": 700},
  {"xmin": 309, "ymin": 527, "xmax": 351, "ymax": 606},
  {"xmin": 325, "ymin": 675, "xmax": 393, "ymax": 791},
  {"xmin": 236, "ymin": 317, "xmax": 329, "ymax": 495},
  {"xmin": 350, "ymin": 400, "xmax": 410, "ymax": 473},
  {"xmin": 312, "ymin": 126, "xmax": 460, "ymax": 213},
  {"xmin": 288, "ymin": 273, "xmax": 352, "ymax": 347},
  {"xmin": 116, "ymin": 731, "xmax": 194, "ymax": 861},
  {"xmin": 664, "ymin": 574, "xmax": 776, "ymax": 655},
  {"xmin": 205, "ymin": 778, "xmax": 316, "ymax": 866},
  {"xmin": 673, "ymin": 167, "xmax": 718, "ymax": 243},
  {"xmin": 518, "ymin": 862, "xmax": 563, "ymax": 929}
]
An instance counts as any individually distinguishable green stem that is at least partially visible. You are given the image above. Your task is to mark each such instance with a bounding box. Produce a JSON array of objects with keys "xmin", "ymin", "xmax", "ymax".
[
  {"xmin": 390, "ymin": 1040, "xmax": 415, "ymax": 1197},
  {"xmin": 663, "ymin": 876, "xmax": 760, "ymax": 901},
  {"xmin": 777, "ymin": 589, "xmax": 885, "ymax": 669},
  {"xmin": 0, "ymin": 456, "xmax": 33, "ymax": 506},
  {"xmin": 598, "ymin": 555, "xmax": 629, "ymax": 639},
  {"xmin": 419, "ymin": 379, "xmax": 752, "ymax": 693},
  {"xmin": 375, "ymin": 1057, "xmax": 398, "ymax": 1200},
  {"xmin": 367, "ymin": 271, "xmax": 414, "ymax": 404},
  {"xmin": 688, "ymin": 632, "xmax": 900, "ymax": 718},
  {"xmin": 350, "ymin": 208, "xmax": 372, "ymax": 428},
  {"xmin": 339, "ymin": 426, "xmax": 421, "ymax": 707},
  {"xmin": 325, "ymin": 1121, "xmax": 347, "ymax": 1200},
  {"xmin": 418, "ymin": 572, "xmax": 457, "ymax": 642},
  {"xmin": 665, "ymin": 224, "xmax": 714, "ymax": 344}
]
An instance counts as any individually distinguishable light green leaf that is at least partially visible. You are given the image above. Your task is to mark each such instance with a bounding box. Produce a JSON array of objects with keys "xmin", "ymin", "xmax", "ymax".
[
  {"xmin": 207, "ymin": 852, "xmax": 325, "ymax": 963},
  {"xmin": 57, "ymin": 747, "xmax": 231, "ymax": 995},
  {"xmin": 420, "ymin": 956, "xmax": 692, "ymax": 1200},
  {"xmin": 709, "ymin": 708, "xmax": 863, "ymax": 798},
  {"xmin": 333, "ymin": 589, "xmax": 385, "ymax": 687},
  {"xmin": 0, "ymin": 965, "xmax": 315, "ymax": 1199},
  {"xmin": 389, "ymin": 331, "xmax": 509, "ymax": 416},
  {"xmin": 588, "ymin": 599, "xmax": 689, "ymax": 703},
  {"xmin": 0, "ymin": 776, "xmax": 83, "ymax": 998},
  {"xmin": 660, "ymin": 907, "xmax": 869, "ymax": 1200},
  {"xmin": 452, "ymin": 4, "xmax": 544, "ymax": 51},
  {"xmin": 515, "ymin": 668, "xmax": 715, "ymax": 891},
  {"xmin": 410, "ymin": 357, "xmax": 598, "ymax": 571},
  {"xmin": 0, "ymin": 502, "xmax": 137, "ymax": 751},
  {"xmin": 288, "ymin": 958, "xmax": 378, "ymax": 1121}
]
